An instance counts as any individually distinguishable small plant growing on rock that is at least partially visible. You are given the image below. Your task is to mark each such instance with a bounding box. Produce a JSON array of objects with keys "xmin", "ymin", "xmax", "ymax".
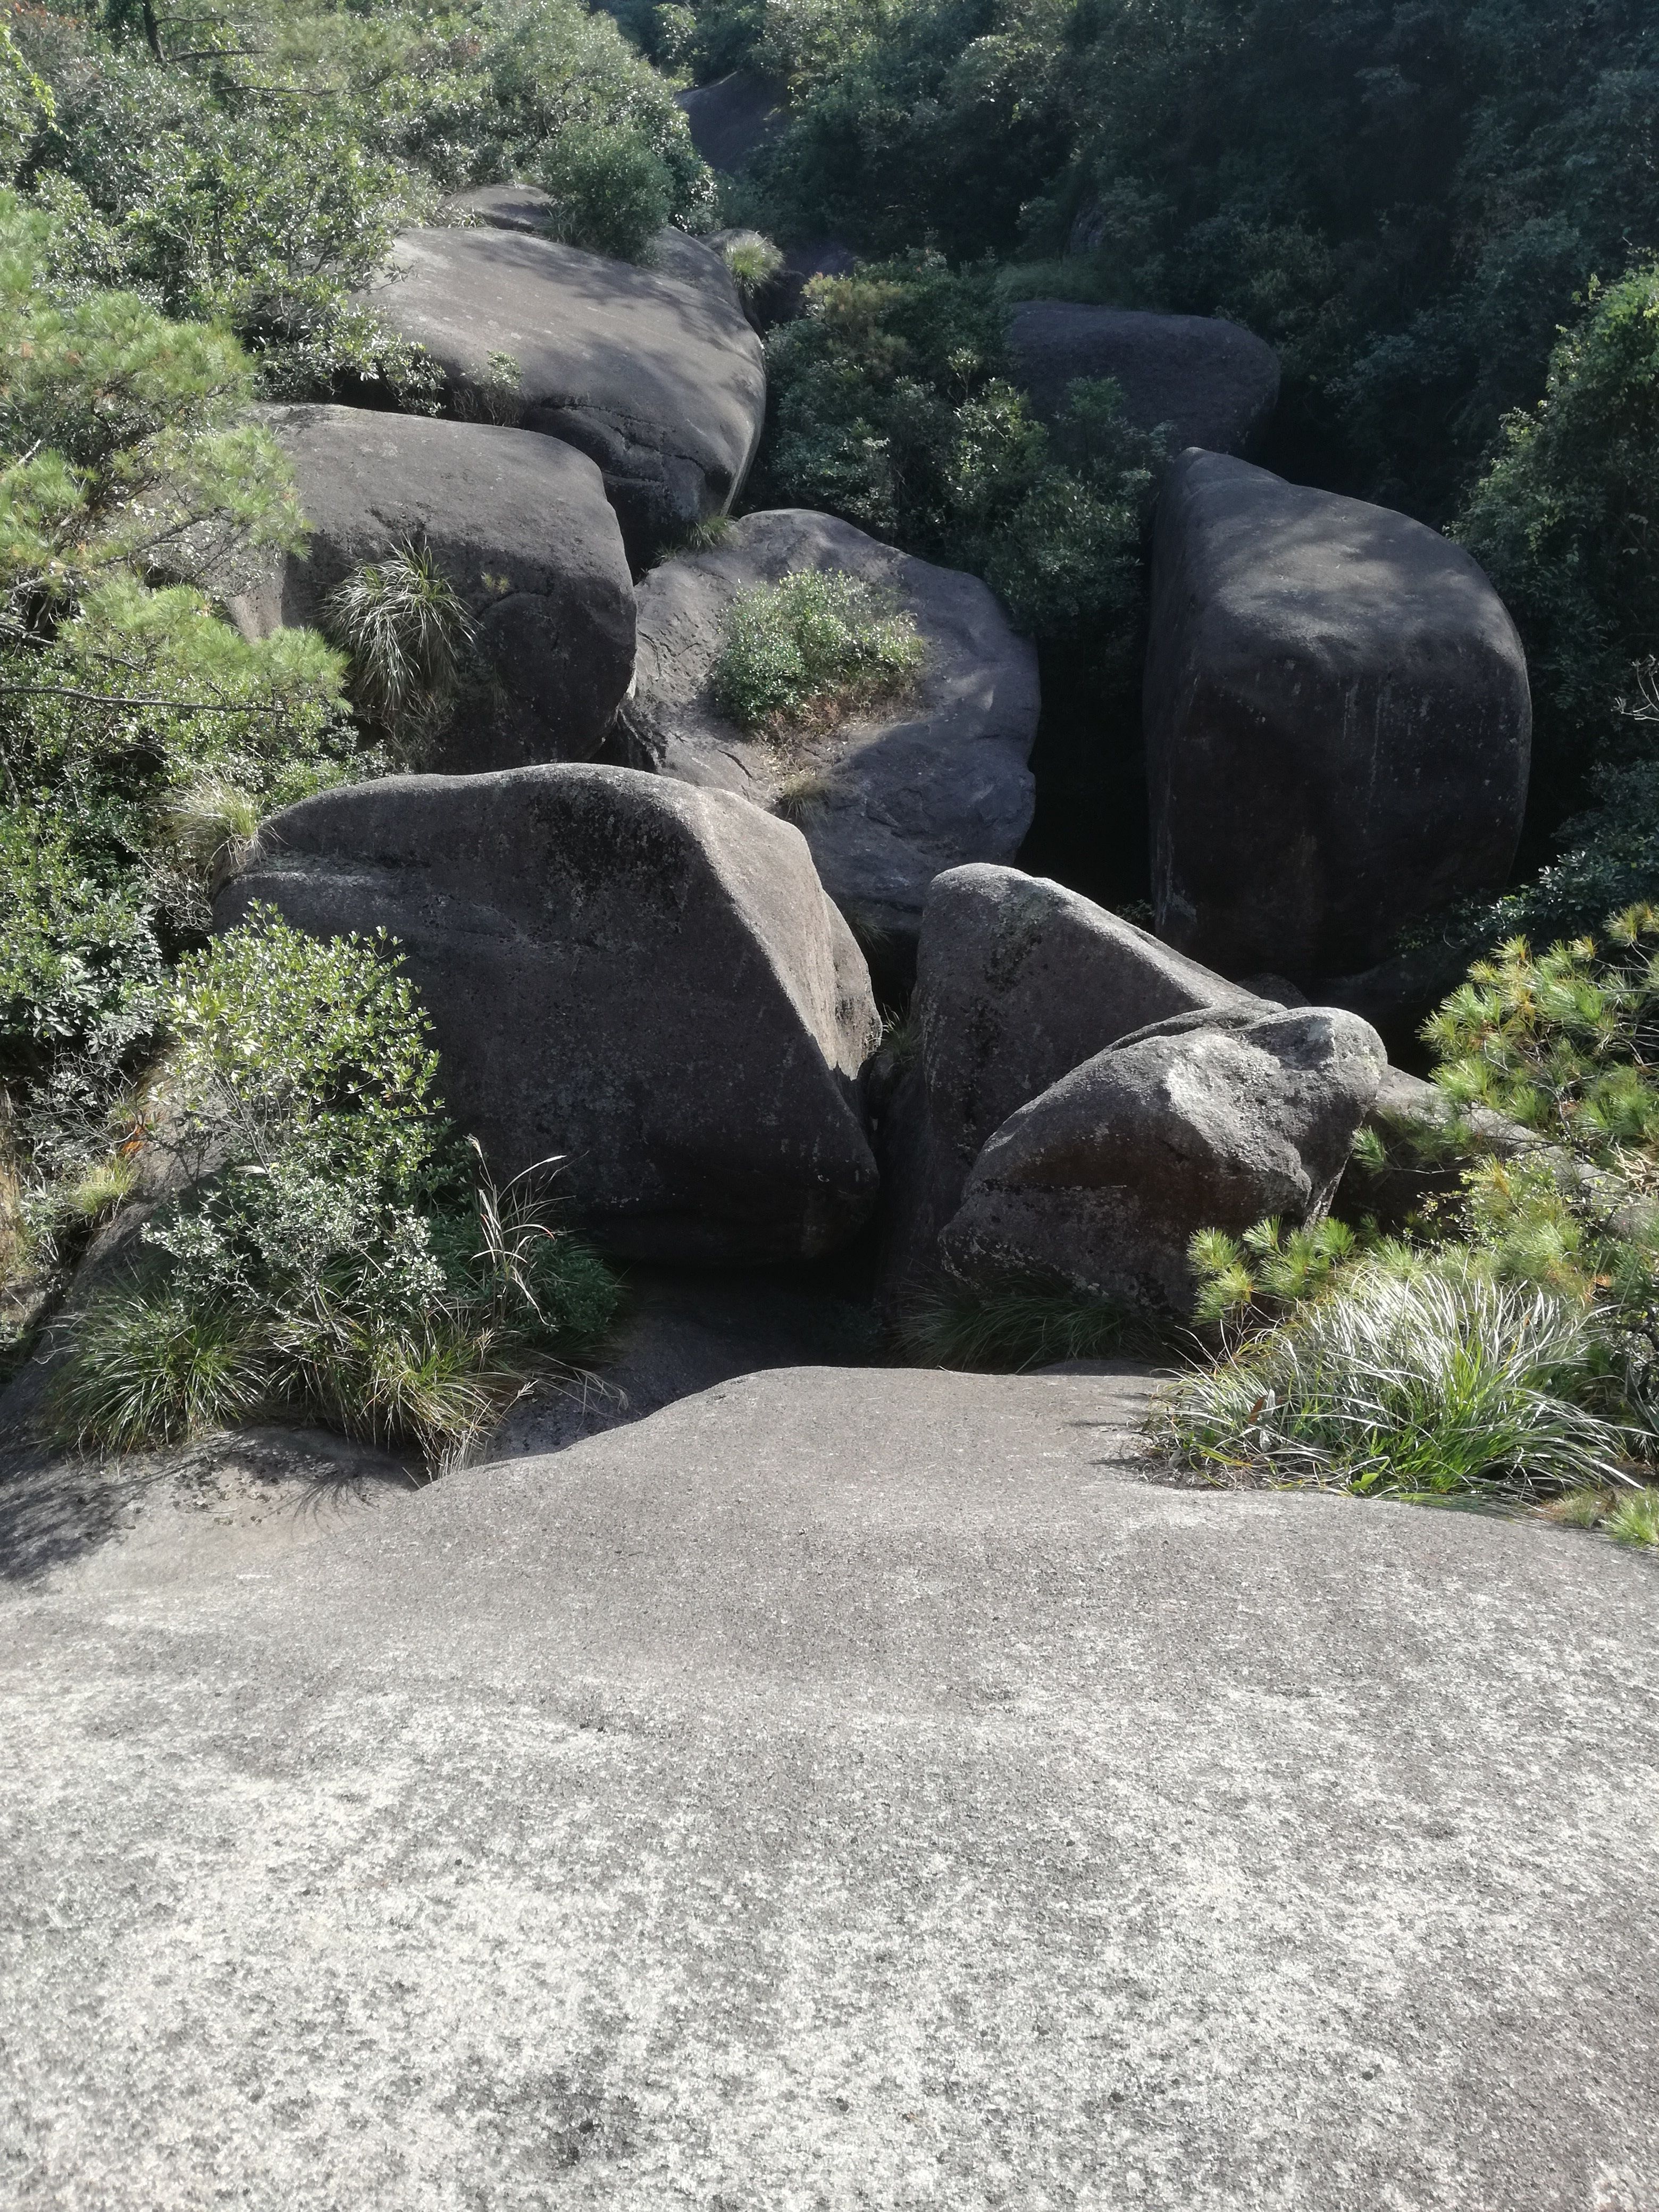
[
  {"xmin": 711, "ymin": 568, "xmax": 925, "ymax": 735},
  {"xmin": 48, "ymin": 910, "xmax": 620, "ymax": 1470},
  {"xmin": 326, "ymin": 540, "xmax": 476, "ymax": 757},
  {"xmin": 535, "ymin": 123, "xmax": 674, "ymax": 263},
  {"xmin": 719, "ymin": 231, "xmax": 784, "ymax": 299}
]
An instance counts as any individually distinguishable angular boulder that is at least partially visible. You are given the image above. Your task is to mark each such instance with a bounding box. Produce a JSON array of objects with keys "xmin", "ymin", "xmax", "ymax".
[
  {"xmin": 615, "ymin": 511, "xmax": 1041, "ymax": 975},
  {"xmin": 214, "ymin": 766, "xmax": 881, "ymax": 1264},
  {"xmin": 237, "ymin": 405, "xmax": 634, "ymax": 772},
  {"xmin": 1007, "ymin": 304, "xmax": 1280, "ymax": 453},
  {"xmin": 359, "ymin": 227, "xmax": 766, "ymax": 565},
  {"xmin": 1145, "ymin": 451, "xmax": 1531, "ymax": 981},
  {"xmin": 939, "ymin": 1005, "xmax": 1387, "ymax": 1313},
  {"xmin": 675, "ymin": 70, "xmax": 786, "ymax": 172},
  {"xmin": 879, "ymin": 864, "xmax": 1264, "ymax": 1295}
]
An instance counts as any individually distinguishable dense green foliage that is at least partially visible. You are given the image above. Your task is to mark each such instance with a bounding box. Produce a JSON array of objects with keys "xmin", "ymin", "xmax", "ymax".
[
  {"xmin": 51, "ymin": 912, "xmax": 619, "ymax": 1466},
  {"xmin": 757, "ymin": 256, "xmax": 1164, "ymax": 653},
  {"xmin": 711, "ymin": 567, "xmax": 923, "ymax": 730},
  {"xmin": 1170, "ymin": 910, "xmax": 1659, "ymax": 1500}
]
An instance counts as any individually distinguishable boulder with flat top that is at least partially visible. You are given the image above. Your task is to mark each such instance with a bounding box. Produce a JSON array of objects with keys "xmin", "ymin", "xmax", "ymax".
[{"xmin": 215, "ymin": 765, "xmax": 881, "ymax": 1265}]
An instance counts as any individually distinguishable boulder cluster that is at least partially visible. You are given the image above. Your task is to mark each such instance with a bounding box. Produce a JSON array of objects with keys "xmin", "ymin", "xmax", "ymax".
[{"xmin": 216, "ymin": 194, "xmax": 1535, "ymax": 1322}]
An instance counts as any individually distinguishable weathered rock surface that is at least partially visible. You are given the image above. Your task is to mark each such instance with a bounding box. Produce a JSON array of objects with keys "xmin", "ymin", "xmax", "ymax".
[
  {"xmin": 1008, "ymin": 302, "xmax": 1281, "ymax": 453},
  {"xmin": 359, "ymin": 225, "xmax": 766, "ymax": 564},
  {"xmin": 239, "ymin": 404, "xmax": 634, "ymax": 771},
  {"xmin": 940, "ymin": 1004, "xmax": 1387, "ymax": 1311},
  {"xmin": 675, "ymin": 69, "xmax": 786, "ymax": 171},
  {"xmin": 215, "ymin": 765, "xmax": 880, "ymax": 1264},
  {"xmin": 1145, "ymin": 450, "xmax": 1532, "ymax": 981},
  {"xmin": 615, "ymin": 511, "xmax": 1041, "ymax": 970},
  {"xmin": 6, "ymin": 1363, "xmax": 1656, "ymax": 2210},
  {"xmin": 879, "ymin": 864, "xmax": 1263, "ymax": 1295}
]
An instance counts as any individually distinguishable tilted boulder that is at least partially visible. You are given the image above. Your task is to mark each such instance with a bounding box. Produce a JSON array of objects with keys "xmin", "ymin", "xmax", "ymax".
[
  {"xmin": 1145, "ymin": 450, "xmax": 1531, "ymax": 981},
  {"xmin": 878, "ymin": 864, "xmax": 1264, "ymax": 1295},
  {"xmin": 236, "ymin": 405, "xmax": 634, "ymax": 773},
  {"xmin": 675, "ymin": 71, "xmax": 786, "ymax": 172},
  {"xmin": 1007, "ymin": 304, "xmax": 1280, "ymax": 454},
  {"xmin": 358, "ymin": 226, "xmax": 766, "ymax": 565},
  {"xmin": 616, "ymin": 511, "xmax": 1041, "ymax": 975},
  {"xmin": 215, "ymin": 766, "xmax": 881, "ymax": 1265},
  {"xmin": 939, "ymin": 1006, "xmax": 1387, "ymax": 1313}
]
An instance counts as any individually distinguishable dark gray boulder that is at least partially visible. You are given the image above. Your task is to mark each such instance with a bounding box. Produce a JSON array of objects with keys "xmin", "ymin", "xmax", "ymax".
[
  {"xmin": 1145, "ymin": 450, "xmax": 1531, "ymax": 981},
  {"xmin": 939, "ymin": 1004, "xmax": 1387, "ymax": 1312},
  {"xmin": 215, "ymin": 765, "xmax": 881, "ymax": 1265},
  {"xmin": 879, "ymin": 864, "xmax": 1264, "ymax": 1296},
  {"xmin": 1007, "ymin": 303, "xmax": 1280, "ymax": 454},
  {"xmin": 359, "ymin": 226, "xmax": 766, "ymax": 565},
  {"xmin": 615, "ymin": 510, "xmax": 1040, "ymax": 971},
  {"xmin": 236, "ymin": 405, "xmax": 634, "ymax": 772},
  {"xmin": 675, "ymin": 70, "xmax": 786, "ymax": 172}
]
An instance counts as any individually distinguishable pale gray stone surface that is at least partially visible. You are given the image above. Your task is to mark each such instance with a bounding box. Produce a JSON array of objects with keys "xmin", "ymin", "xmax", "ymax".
[
  {"xmin": 242, "ymin": 404, "xmax": 635, "ymax": 771},
  {"xmin": 216, "ymin": 764, "xmax": 881, "ymax": 1263},
  {"xmin": 617, "ymin": 510, "xmax": 1040, "ymax": 965},
  {"xmin": 3, "ymin": 1362, "xmax": 1656, "ymax": 2208},
  {"xmin": 359, "ymin": 225, "xmax": 766, "ymax": 563},
  {"xmin": 1145, "ymin": 449, "xmax": 1531, "ymax": 981},
  {"xmin": 1008, "ymin": 301, "xmax": 1280, "ymax": 451}
]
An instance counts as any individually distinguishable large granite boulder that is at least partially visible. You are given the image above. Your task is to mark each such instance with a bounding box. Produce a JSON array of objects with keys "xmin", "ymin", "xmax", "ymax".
[
  {"xmin": 1007, "ymin": 304, "xmax": 1280, "ymax": 453},
  {"xmin": 615, "ymin": 511, "xmax": 1041, "ymax": 975},
  {"xmin": 939, "ymin": 1005, "xmax": 1387, "ymax": 1313},
  {"xmin": 234, "ymin": 405, "xmax": 634, "ymax": 773},
  {"xmin": 879, "ymin": 864, "xmax": 1263, "ymax": 1296},
  {"xmin": 359, "ymin": 226, "xmax": 766, "ymax": 565},
  {"xmin": 1145, "ymin": 451, "xmax": 1531, "ymax": 982},
  {"xmin": 675, "ymin": 70, "xmax": 786, "ymax": 172},
  {"xmin": 215, "ymin": 765, "xmax": 881, "ymax": 1265}
]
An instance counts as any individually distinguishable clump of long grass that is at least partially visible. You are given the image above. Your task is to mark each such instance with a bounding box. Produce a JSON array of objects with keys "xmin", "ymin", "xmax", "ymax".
[
  {"xmin": 164, "ymin": 773, "xmax": 263, "ymax": 879},
  {"xmin": 719, "ymin": 231, "xmax": 784, "ymax": 299},
  {"xmin": 325, "ymin": 540, "xmax": 475, "ymax": 752},
  {"xmin": 1163, "ymin": 1258, "xmax": 1632, "ymax": 1497},
  {"xmin": 902, "ymin": 1274, "xmax": 1141, "ymax": 1371}
]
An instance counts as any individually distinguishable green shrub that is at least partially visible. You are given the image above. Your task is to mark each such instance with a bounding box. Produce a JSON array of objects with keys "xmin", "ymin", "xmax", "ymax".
[
  {"xmin": 758, "ymin": 257, "xmax": 1164, "ymax": 653},
  {"xmin": 711, "ymin": 568, "xmax": 924, "ymax": 732},
  {"xmin": 49, "ymin": 912, "xmax": 622, "ymax": 1469},
  {"xmin": 1455, "ymin": 263, "xmax": 1659, "ymax": 836},
  {"xmin": 535, "ymin": 121, "xmax": 675, "ymax": 262}
]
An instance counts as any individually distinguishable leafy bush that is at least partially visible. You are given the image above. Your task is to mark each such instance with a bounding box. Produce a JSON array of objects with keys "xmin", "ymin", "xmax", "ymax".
[
  {"xmin": 711, "ymin": 568, "xmax": 924, "ymax": 731},
  {"xmin": 535, "ymin": 121, "xmax": 674, "ymax": 261},
  {"xmin": 758, "ymin": 255, "xmax": 1165, "ymax": 652},
  {"xmin": 49, "ymin": 912, "xmax": 621, "ymax": 1468},
  {"xmin": 1455, "ymin": 263, "xmax": 1659, "ymax": 837},
  {"xmin": 1169, "ymin": 907, "xmax": 1659, "ymax": 1496}
]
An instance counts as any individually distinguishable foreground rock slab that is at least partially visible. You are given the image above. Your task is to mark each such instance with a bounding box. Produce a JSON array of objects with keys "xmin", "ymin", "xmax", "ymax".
[
  {"xmin": 1008, "ymin": 301, "xmax": 1280, "ymax": 452},
  {"xmin": 3, "ymin": 1364, "xmax": 1655, "ymax": 2209},
  {"xmin": 360, "ymin": 225, "xmax": 766, "ymax": 563},
  {"xmin": 243, "ymin": 404, "xmax": 635, "ymax": 770},
  {"xmin": 1145, "ymin": 449, "xmax": 1531, "ymax": 981},
  {"xmin": 217, "ymin": 765, "xmax": 879, "ymax": 1263},
  {"xmin": 619, "ymin": 510, "xmax": 1040, "ymax": 967}
]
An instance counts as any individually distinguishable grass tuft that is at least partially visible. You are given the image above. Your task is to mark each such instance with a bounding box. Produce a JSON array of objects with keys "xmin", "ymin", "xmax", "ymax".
[
  {"xmin": 1163, "ymin": 1260, "xmax": 1631, "ymax": 1497},
  {"xmin": 902, "ymin": 1275, "xmax": 1141, "ymax": 1371},
  {"xmin": 325, "ymin": 540, "xmax": 475, "ymax": 748},
  {"xmin": 719, "ymin": 230, "xmax": 785, "ymax": 298}
]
